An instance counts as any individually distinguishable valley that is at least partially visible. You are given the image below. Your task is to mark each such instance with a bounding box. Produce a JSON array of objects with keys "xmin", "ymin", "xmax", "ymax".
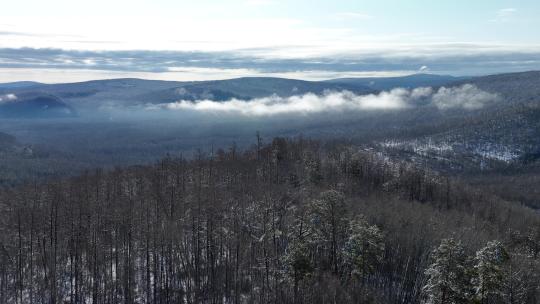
[{"xmin": 1, "ymin": 72, "xmax": 540, "ymax": 209}]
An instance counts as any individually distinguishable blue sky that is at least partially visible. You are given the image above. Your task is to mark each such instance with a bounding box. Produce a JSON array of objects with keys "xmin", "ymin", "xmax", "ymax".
[{"xmin": 1, "ymin": 0, "xmax": 540, "ymax": 82}]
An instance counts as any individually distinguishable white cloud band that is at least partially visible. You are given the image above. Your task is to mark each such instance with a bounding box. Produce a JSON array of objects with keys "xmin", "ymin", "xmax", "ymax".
[{"xmin": 150, "ymin": 84, "xmax": 497, "ymax": 116}]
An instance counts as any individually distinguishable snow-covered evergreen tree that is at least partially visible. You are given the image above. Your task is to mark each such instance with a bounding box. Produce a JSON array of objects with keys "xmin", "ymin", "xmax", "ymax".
[
  {"xmin": 308, "ymin": 190, "xmax": 349, "ymax": 273},
  {"xmin": 283, "ymin": 237, "xmax": 314, "ymax": 302},
  {"xmin": 473, "ymin": 240, "xmax": 509, "ymax": 303},
  {"xmin": 423, "ymin": 238, "xmax": 471, "ymax": 304},
  {"xmin": 284, "ymin": 238, "xmax": 314, "ymax": 281},
  {"xmin": 342, "ymin": 217, "xmax": 384, "ymax": 281}
]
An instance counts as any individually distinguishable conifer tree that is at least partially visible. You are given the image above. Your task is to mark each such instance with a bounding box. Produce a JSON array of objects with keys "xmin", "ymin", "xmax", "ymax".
[
  {"xmin": 342, "ymin": 217, "xmax": 384, "ymax": 282},
  {"xmin": 308, "ymin": 190, "xmax": 349, "ymax": 273},
  {"xmin": 423, "ymin": 238, "xmax": 471, "ymax": 304},
  {"xmin": 473, "ymin": 240, "xmax": 509, "ymax": 303}
]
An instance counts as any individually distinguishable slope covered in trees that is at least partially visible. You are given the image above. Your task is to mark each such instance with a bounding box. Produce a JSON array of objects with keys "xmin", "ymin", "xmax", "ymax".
[{"xmin": 0, "ymin": 137, "xmax": 538, "ymax": 303}]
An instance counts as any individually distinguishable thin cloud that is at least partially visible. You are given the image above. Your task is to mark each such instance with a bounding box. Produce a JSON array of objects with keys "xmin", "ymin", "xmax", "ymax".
[
  {"xmin": 497, "ymin": 8, "xmax": 517, "ymax": 17},
  {"xmin": 492, "ymin": 8, "xmax": 517, "ymax": 22},
  {"xmin": 0, "ymin": 31, "xmax": 41, "ymax": 37},
  {"xmin": 244, "ymin": 0, "xmax": 277, "ymax": 6},
  {"xmin": 0, "ymin": 67, "xmax": 411, "ymax": 83},
  {"xmin": 334, "ymin": 12, "xmax": 374, "ymax": 20},
  {"xmin": 1, "ymin": 47, "xmax": 540, "ymax": 82},
  {"xmin": 0, "ymin": 29, "xmax": 82, "ymax": 38}
]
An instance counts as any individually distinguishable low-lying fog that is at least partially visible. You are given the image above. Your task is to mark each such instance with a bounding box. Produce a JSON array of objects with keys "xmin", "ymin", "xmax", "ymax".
[
  {"xmin": 98, "ymin": 84, "xmax": 497, "ymax": 119},
  {"xmin": 0, "ymin": 84, "xmax": 500, "ymax": 184}
]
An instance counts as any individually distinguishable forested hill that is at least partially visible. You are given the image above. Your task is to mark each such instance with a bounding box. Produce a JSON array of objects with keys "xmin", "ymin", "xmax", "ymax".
[{"xmin": 1, "ymin": 137, "xmax": 538, "ymax": 303}]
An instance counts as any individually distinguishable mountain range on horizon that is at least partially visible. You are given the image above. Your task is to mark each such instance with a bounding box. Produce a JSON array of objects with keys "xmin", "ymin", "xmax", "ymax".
[
  {"xmin": 1, "ymin": 70, "xmax": 540, "ymax": 184},
  {"xmin": 0, "ymin": 72, "xmax": 506, "ymax": 116},
  {"xmin": 0, "ymin": 71, "xmax": 538, "ymax": 119}
]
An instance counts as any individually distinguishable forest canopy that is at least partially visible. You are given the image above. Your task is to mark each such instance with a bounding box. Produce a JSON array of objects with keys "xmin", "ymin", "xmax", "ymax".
[{"xmin": 0, "ymin": 137, "xmax": 538, "ymax": 303}]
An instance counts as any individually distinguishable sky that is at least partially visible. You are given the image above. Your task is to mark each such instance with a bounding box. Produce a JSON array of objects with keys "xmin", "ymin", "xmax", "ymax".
[{"xmin": 1, "ymin": 0, "xmax": 540, "ymax": 82}]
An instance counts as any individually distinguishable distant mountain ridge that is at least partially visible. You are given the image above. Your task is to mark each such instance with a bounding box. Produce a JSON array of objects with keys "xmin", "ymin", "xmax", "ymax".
[
  {"xmin": 452, "ymin": 70, "xmax": 540, "ymax": 105},
  {"xmin": 0, "ymin": 93, "xmax": 76, "ymax": 118},
  {"xmin": 0, "ymin": 74, "xmax": 461, "ymax": 111},
  {"xmin": 135, "ymin": 77, "xmax": 375, "ymax": 103},
  {"xmin": 0, "ymin": 81, "xmax": 43, "ymax": 89},
  {"xmin": 0, "ymin": 71, "xmax": 538, "ymax": 117},
  {"xmin": 326, "ymin": 73, "xmax": 469, "ymax": 90}
]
